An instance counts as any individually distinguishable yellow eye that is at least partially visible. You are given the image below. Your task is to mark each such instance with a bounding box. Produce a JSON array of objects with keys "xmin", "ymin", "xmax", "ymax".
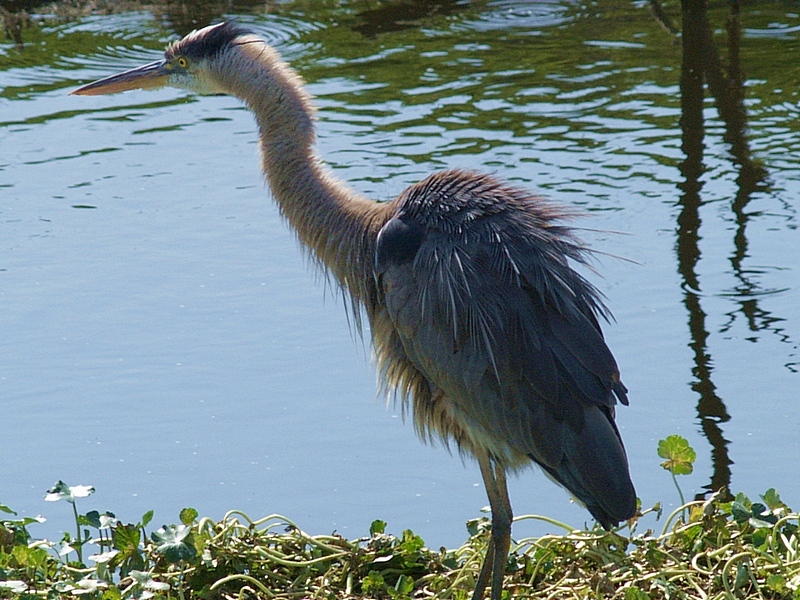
[{"xmin": 176, "ymin": 56, "xmax": 188, "ymax": 68}]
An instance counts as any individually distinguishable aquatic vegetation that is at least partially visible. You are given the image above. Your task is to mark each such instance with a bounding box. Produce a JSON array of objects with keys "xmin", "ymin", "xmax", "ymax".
[
  {"xmin": 1, "ymin": 490, "xmax": 797, "ymax": 599},
  {"xmin": 1, "ymin": 439, "xmax": 798, "ymax": 599}
]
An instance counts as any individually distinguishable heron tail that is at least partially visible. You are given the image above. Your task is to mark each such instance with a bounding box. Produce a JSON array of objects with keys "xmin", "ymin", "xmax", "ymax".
[{"xmin": 536, "ymin": 406, "xmax": 636, "ymax": 529}]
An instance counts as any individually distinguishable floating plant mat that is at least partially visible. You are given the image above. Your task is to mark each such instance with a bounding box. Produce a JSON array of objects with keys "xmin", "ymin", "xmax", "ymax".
[{"xmin": 1, "ymin": 489, "xmax": 798, "ymax": 599}]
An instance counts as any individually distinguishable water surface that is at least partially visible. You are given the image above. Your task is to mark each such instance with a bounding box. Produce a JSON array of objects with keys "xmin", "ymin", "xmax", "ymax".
[{"xmin": 2, "ymin": 0, "xmax": 798, "ymax": 549}]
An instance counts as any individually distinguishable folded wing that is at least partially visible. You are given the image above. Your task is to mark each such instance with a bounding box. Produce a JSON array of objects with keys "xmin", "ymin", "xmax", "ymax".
[{"xmin": 375, "ymin": 170, "xmax": 636, "ymax": 528}]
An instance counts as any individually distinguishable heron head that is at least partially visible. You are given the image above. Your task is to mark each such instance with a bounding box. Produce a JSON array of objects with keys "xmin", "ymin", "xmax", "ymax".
[{"xmin": 71, "ymin": 22, "xmax": 250, "ymax": 96}]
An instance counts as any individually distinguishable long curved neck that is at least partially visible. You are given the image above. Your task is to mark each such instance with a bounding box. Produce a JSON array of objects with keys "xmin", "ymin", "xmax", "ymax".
[{"xmin": 216, "ymin": 37, "xmax": 389, "ymax": 301}]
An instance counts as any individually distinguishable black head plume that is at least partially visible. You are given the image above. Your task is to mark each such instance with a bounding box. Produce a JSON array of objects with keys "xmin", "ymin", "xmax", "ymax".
[{"xmin": 167, "ymin": 22, "xmax": 253, "ymax": 62}]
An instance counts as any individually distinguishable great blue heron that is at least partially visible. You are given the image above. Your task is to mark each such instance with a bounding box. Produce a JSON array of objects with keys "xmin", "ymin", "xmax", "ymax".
[{"xmin": 72, "ymin": 22, "xmax": 637, "ymax": 599}]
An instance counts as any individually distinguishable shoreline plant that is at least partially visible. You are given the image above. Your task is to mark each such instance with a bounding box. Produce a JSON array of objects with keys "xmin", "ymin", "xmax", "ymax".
[{"xmin": 1, "ymin": 437, "xmax": 798, "ymax": 599}]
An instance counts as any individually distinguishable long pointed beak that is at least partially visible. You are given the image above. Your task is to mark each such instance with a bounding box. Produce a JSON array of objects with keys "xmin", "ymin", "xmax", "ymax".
[{"xmin": 71, "ymin": 59, "xmax": 169, "ymax": 96}]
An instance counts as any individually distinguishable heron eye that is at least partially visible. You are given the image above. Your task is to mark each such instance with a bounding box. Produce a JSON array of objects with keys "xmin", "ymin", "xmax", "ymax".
[{"xmin": 176, "ymin": 57, "xmax": 189, "ymax": 68}]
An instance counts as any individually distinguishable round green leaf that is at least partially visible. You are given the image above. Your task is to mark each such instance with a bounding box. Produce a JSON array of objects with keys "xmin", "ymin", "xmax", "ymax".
[
  {"xmin": 151, "ymin": 524, "xmax": 196, "ymax": 563},
  {"xmin": 657, "ymin": 435, "xmax": 696, "ymax": 476}
]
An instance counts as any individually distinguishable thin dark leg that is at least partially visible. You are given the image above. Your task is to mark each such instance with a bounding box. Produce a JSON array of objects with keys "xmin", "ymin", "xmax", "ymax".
[
  {"xmin": 472, "ymin": 536, "xmax": 494, "ymax": 599},
  {"xmin": 472, "ymin": 453, "xmax": 513, "ymax": 600},
  {"xmin": 490, "ymin": 464, "xmax": 512, "ymax": 598}
]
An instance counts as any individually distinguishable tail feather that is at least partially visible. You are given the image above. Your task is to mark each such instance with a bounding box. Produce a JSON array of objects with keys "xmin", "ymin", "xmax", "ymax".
[{"xmin": 534, "ymin": 406, "xmax": 636, "ymax": 529}]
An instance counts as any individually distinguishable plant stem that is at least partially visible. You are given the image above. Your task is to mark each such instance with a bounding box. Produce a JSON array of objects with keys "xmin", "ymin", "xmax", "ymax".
[
  {"xmin": 671, "ymin": 472, "xmax": 687, "ymax": 521},
  {"xmin": 71, "ymin": 501, "xmax": 83, "ymax": 563},
  {"xmin": 178, "ymin": 564, "xmax": 185, "ymax": 600}
]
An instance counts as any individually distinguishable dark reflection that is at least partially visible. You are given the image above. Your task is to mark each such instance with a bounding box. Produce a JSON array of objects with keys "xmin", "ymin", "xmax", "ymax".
[
  {"xmin": 677, "ymin": 0, "xmax": 770, "ymax": 500},
  {"xmin": 0, "ymin": 0, "xmax": 269, "ymax": 45},
  {"xmin": 152, "ymin": 1, "xmax": 269, "ymax": 37},
  {"xmin": 352, "ymin": 0, "xmax": 466, "ymax": 36},
  {"xmin": 154, "ymin": 2, "xmax": 230, "ymax": 37},
  {"xmin": 648, "ymin": 0, "xmax": 680, "ymax": 35},
  {"xmin": 0, "ymin": 0, "xmax": 47, "ymax": 10},
  {"xmin": 0, "ymin": 5, "xmax": 27, "ymax": 50}
]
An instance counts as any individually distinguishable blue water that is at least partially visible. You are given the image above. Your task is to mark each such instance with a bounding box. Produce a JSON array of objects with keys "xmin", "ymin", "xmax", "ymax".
[{"xmin": 2, "ymin": 2, "xmax": 798, "ymax": 550}]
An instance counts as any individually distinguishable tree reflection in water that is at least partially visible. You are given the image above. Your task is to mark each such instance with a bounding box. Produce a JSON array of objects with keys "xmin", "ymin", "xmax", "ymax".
[{"xmin": 675, "ymin": 0, "xmax": 787, "ymax": 500}]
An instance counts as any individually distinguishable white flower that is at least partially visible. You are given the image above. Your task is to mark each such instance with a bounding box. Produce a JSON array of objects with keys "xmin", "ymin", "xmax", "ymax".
[
  {"xmin": 69, "ymin": 578, "xmax": 108, "ymax": 595},
  {"xmin": 44, "ymin": 481, "xmax": 95, "ymax": 504},
  {"xmin": 0, "ymin": 581, "xmax": 28, "ymax": 593},
  {"xmin": 88, "ymin": 549, "xmax": 120, "ymax": 564}
]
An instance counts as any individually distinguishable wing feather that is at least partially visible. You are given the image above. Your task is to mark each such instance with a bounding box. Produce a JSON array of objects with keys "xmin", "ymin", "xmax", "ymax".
[{"xmin": 374, "ymin": 170, "xmax": 636, "ymax": 526}]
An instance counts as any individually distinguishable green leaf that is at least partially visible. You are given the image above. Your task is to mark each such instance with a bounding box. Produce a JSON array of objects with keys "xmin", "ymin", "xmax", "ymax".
[
  {"xmin": 113, "ymin": 523, "xmax": 141, "ymax": 552},
  {"xmin": 394, "ymin": 574, "xmax": 414, "ymax": 595},
  {"xmin": 370, "ymin": 519, "xmax": 387, "ymax": 536},
  {"xmin": 766, "ymin": 574, "xmax": 787, "ymax": 594},
  {"xmin": 152, "ymin": 524, "xmax": 196, "ymax": 563},
  {"xmin": 657, "ymin": 435, "xmax": 696, "ymax": 475},
  {"xmin": 100, "ymin": 587, "xmax": 122, "ymax": 600},
  {"xmin": 112, "ymin": 522, "xmax": 144, "ymax": 576},
  {"xmin": 751, "ymin": 528, "xmax": 768, "ymax": 548},
  {"xmin": 731, "ymin": 501, "xmax": 751, "ymax": 523},
  {"xmin": 362, "ymin": 571, "xmax": 386, "ymax": 594},
  {"xmin": 0, "ymin": 504, "xmax": 17, "ymax": 515},
  {"xmin": 399, "ymin": 530, "xmax": 425, "ymax": 556},
  {"xmin": 140, "ymin": 510, "xmax": 154, "ymax": 529},
  {"xmin": 12, "ymin": 544, "xmax": 49, "ymax": 569},
  {"xmin": 733, "ymin": 561, "xmax": 749, "ymax": 590},
  {"xmin": 2, "ymin": 514, "xmax": 45, "ymax": 529},
  {"xmin": 749, "ymin": 503, "xmax": 776, "ymax": 526},
  {"xmin": 466, "ymin": 516, "xmax": 489, "ymax": 537},
  {"xmin": 179, "ymin": 508, "xmax": 198, "ymax": 526},
  {"xmin": 80, "ymin": 510, "xmax": 102, "ymax": 529},
  {"xmin": 77, "ymin": 510, "xmax": 116, "ymax": 530},
  {"xmin": 624, "ymin": 588, "xmax": 650, "ymax": 600},
  {"xmin": 760, "ymin": 488, "xmax": 785, "ymax": 511}
]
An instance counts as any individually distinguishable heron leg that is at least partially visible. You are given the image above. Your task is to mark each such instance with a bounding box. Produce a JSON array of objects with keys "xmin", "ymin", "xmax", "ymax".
[
  {"xmin": 472, "ymin": 452, "xmax": 513, "ymax": 600},
  {"xmin": 472, "ymin": 537, "xmax": 494, "ymax": 600}
]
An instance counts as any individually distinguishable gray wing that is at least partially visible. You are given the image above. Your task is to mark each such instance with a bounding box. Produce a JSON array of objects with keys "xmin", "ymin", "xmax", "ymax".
[{"xmin": 374, "ymin": 170, "xmax": 635, "ymax": 527}]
